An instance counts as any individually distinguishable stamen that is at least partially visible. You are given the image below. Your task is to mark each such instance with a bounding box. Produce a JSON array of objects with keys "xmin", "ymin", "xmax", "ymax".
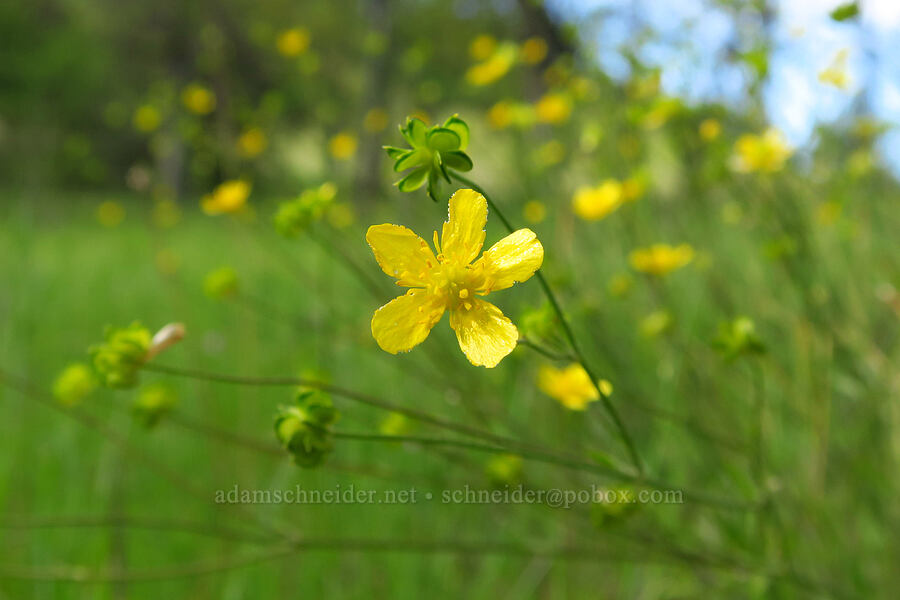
[
  {"xmin": 432, "ymin": 230, "xmax": 441, "ymax": 255},
  {"xmin": 458, "ymin": 289, "xmax": 469, "ymax": 299}
]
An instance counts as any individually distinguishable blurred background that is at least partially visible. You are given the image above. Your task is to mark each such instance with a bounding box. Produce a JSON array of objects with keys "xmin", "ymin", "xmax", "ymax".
[{"xmin": 1, "ymin": 0, "xmax": 899, "ymax": 597}]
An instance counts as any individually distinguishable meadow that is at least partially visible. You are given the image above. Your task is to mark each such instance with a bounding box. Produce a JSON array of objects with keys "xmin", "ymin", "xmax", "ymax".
[{"xmin": 1, "ymin": 0, "xmax": 899, "ymax": 597}]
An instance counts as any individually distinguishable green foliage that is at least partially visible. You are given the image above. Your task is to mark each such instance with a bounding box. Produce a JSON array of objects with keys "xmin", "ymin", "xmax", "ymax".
[
  {"xmin": 132, "ymin": 382, "xmax": 178, "ymax": 428},
  {"xmin": 51, "ymin": 363, "xmax": 97, "ymax": 406},
  {"xmin": 830, "ymin": 2, "xmax": 860, "ymax": 21},
  {"xmin": 273, "ymin": 182, "xmax": 336, "ymax": 237},
  {"xmin": 203, "ymin": 266, "xmax": 239, "ymax": 299},
  {"xmin": 89, "ymin": 322, "xmax": 151, "ymax": 389},
  {"xmin": 386, "ymin": 115, "xmax": 473, "ymax": 202}
]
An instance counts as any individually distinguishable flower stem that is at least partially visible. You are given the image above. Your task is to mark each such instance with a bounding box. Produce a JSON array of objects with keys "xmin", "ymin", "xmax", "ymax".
[{"xmin": 449, "ymin": 172, "xmax": 644, "ymax": 475}]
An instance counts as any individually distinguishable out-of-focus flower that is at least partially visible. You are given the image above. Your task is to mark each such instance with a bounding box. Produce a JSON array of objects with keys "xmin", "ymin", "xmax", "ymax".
[
  {"xmin": 133, "ymin": 105, "xmax": 161, "ymax": 133},
  {"xmin": 535, "ymin": 93, "xmax": 572, "ymax": 124},
  {"xmin": 532, "ymin": 140, "xmax": 565, "ymax": 167},
  {"xmin": 326, "ymin": 202, "xmax": 355, "ymax": 229},
  {"xmin": 713, "ymin": 316, "xmax": 765, "ymax": 360},
  {"xmin": 277, "ymin": 27, "xmax": 310, "ymax": 57},
  {"xmin": 201, "ymin": 180, "xmax": 251, "ymax": 215},
  {"xmin": 640, "ymin": 310, "xmax": 673, "ymax": 338},
  {"xmin": 816, "ymin": 200, "xmax": 842, "ymax": 225},
  {"xmin": 730, "ymin": 129, "xmax": 792, "ymax": 173},
  {"xmin": 204, "ymin": 266, "xmax": 239, "ymax": 299},
  {"xmin": 466, "ymin": 43, "xmax": 517, "ymax": 86},
  {"xmin": 363, "ymin": 107, "xmax": 390, "ymax": 133},
  {"xmin": 699, "ymin": 118, "xmax": 722, "ymax": 141},
  {"xmin": 627, "ymin": 71, "xmax": 660, "ymax": 100},
  {"xmin": 89, "ymin": 323, "xmax": 152, "ymax": 389},
  {"xmin": 818, "ymin": 48, "xmax": 851, "ymax": 89},
  {"xmin": 238, "ymin": 127, "xmax": 267, "ymax": 158},
  {"xmin": 384, "ymin": 115, "xmax": 473, "ymax": 202},
  {"xmin": 152, "ymin": 199, "xmax": 182, "ymax": 229},
  {"xmin": 469, "ymin": 34, "xmax": 497, "ymax": 61},
  {"xmin": 275, "ymin": 390, "xmax": 339, "ymax": 468},
  {"xmin": 96, "ymin": 201, "xmax": 125, "ymax": 227},
  {"xmin": 366, "ymin": 189, "xmax": 543, "ymax": 368},
  {"xmin": 379, "ymin": 411, "xmax": 412, "ymax": 436},
  {"xmin": 52, "ymin": 363, "xmax": 97, "ymax": 406},
  {"xmin": 519, "ymin": 37, "xmax": 548, "ymax": 65},
  {"xmin": 274, "ymin": 182, "xmax": 337, "ymax": 237},
  {"xmin": 133, "ymin": 382, "xmax": 178, "ymax": 428},
  {"xmin": 591, "ymin": 485, "xmax": 640, "ymax": 527},
  {"xmin": 630, "ymin": 244, "xmax": 694, "ymax": 276},
  {"xmin": 329, "ymin": 132, "xmax": 358, "ymax": 160},
  {"xmin": 607, "ymin": 273, "xmax": 633, "ymax": 298},
  {"xmin": 538, "ymin": 363, "xmax": 601, "ymax": 410},
  {"xmin": 641, "ymin": 97, "xmax": 681, "ymax": 130},
  {"xmin": 485, "ymin": 454, "xmax": 523, "ymax": 485},
  {"xmin": 572, "ymin": 180, "xmax": 623, "ymax": 221},
  {"xmin": 622, "ymin": 173, "xmax": 648, "ymax": 202},
  {"xmin": 487, "ymin": 101, "xmax": 535, "ymax": 130},
  {"xmin": 181, "ymin": 84, "xmax": 216, "ymax": 115},
  {"xmin": 523, "ymin": 200, "xmax": 547, "ymax": 224}
]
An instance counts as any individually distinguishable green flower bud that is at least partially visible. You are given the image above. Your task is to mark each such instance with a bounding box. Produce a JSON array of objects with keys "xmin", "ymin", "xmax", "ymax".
[
  {"xmin": 484, "ymin": 453, "xmax": 523, "ymax": 486},
  {"xmin": 590, "ymin": 485, "xmax": 640, "ymax": 528},
  {"xmin": 89, "ymin": 323, "xmax": 152, "ymax": 389},
  {"xmin": 133, "ymin": 382, "xmax": 177, "ymax": 428},
  {"xmin": 52, "ymin": 363, "xmax": 97, "ymax": 406},
  {"xmin": 204, "ymin": 266, "xmax": 239, "ymax": 299},
  {"xmin": 713, "ymin": 316, "xmax": 765, "ymax": 360},
  {"xmin": 273, "ymin": 182, "xmax": 337, "ymax": 237},
  {"xmin": 385, "ymin": 114, "xmax": 473, "ymax": 202},
  {"xmin": 274, "ymin": 390, "xmax": 339, "ymax": 468}
]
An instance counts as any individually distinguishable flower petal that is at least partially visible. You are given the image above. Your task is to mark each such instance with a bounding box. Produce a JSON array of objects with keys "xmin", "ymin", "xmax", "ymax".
[
  {"xmin": 474, "ymin": 228, "xmax": 543, "ymax": 292},
  {"xmin": 371, "ymin": 289, "xmax": 445, "ymax": 354},
  {"xmin": 440, "ymin": 189, "xmax": 487, "ymax": 265},
  {"xmin": 449, "ymin": 299, "xmax": 518, "ymax": 368},
  {"xmin": 366, "ymin": 224, "xmax": 437, "ymax": 286}
]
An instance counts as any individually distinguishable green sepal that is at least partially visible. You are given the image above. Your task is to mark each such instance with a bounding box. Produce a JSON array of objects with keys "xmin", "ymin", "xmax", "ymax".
[
  {"xmin": 397, "ymin": 166, "xmax": 429, "ymax": 192},
  {"xmin": 426, "ymin": 127, "xmax": 461, "ymax": 153},
  {"xmin": 402, "ymin": 117, "xmax": 428, "ymax": 147},
  {"xmin": 440, "ymin": 150, "xmax": 473, "ymax": 172},
  {"xmin": 383, "ymin": 146, "xmax": 408, "ymax": 160},
  {"xmin": 394, "ymin": 148, "xmax": 428, "ymax": 172},
  {"xmin": 443, "ymin": 115, "xmax": 469, "ymax": 151}
]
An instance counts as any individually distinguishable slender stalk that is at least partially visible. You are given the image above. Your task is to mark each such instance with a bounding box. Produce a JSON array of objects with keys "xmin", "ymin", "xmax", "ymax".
[{"xmin": 450, "ymin": 172, "xmax": 644, "ymax": 474}]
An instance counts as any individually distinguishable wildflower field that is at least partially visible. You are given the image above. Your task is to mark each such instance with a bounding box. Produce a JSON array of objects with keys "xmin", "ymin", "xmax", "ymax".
[{"xmin": 1, "ymin": 0, "xmax": 899, "ymax": 597}]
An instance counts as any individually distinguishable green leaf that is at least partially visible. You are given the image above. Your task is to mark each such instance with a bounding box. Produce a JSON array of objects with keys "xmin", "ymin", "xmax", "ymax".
[
  {"xmin": 443, "ymin": 115, "xmax": 470, "ymax": 150},
  {"xmin": 396, "ymin": 166, "xmax": 429, "ymax": 192},
  {"xmin": 830, "ymin": 2, "xmax": 859, "ymax": 21},
  {"xmin": 383, "ymin": 146, "xmax": 408, "ymax": 160},
  {"xmin": 426, "ymin": 127, "xmax": 461, "ymax": 153},
  {"xmin": 440, "ymin": 150, "xmax": 473, "ymax": 172},
  {"xmin": 402, "ymin": 117, "xmax": 428, "ymax": 147},
  {"xmin": 394, "ymin": 148, "xmax": 428, "ymax": 172}
]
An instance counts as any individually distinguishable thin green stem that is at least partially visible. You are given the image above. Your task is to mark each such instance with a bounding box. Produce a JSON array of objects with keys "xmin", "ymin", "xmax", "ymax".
[{"xmin": 450, "ymin": 171, "xmax": 644, "ymax": 475}]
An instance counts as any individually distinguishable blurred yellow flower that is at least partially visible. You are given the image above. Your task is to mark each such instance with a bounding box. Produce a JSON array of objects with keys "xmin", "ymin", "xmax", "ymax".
[
  {"xmin": 363, "ymin": 107, "xmax": 390, "ymax": 133},
  {"xmin": 520, "ymin": 37, "xmax": 548, "ymax": 64},
  {"xmin": 327, "ymin": 202, "xmax": 356, "ymax": 229},
  {"xmin": 379, "ymin": 412, "xmax": 412, "ymax": 436},
  {"xmin": 818, "ymin": 48, "xmax": 850, "ymax": 90},
  {"xmin": 699, "ymin": 118, "xmax": 722, "ymax": 141},
  {"xmin": 523, "ymin": 200, "xmax": 547, "ymax": 224},
  {"xmin": 133, "ymin": 105, "xmax": 161, "ymax": 133},
  {"xmin": 466, "ymin": 43, "xmax": 517, "ymax": 86},
  {"xmin": 621, "ymin": 175, "xmax": 647, "ymax": 202},
  {"xmin": 238, "ymin": 127, "xmax": 267, "ymax": 158},
  {"xmin": 607, "ymin": 273, "xmax": 633, "ymax": 297},
  {"xmin": 277, "ymin": 27, "xmax": 311, "ymax": 57},
  {"xmin": 468, "ymin": 34, "xmax": 497, "ymax": 61},
  {"xmin": 533, "ymin": 140, "xmax": 565, "ymax": 167},
  {"xmin": 201, "ymin": 180, "xmax": 251, "ymax": 215},
  {"xmin": 535, "ymin": 93, "xmax": 572, "ymax": 124},
  {"xmin": 182, "ymin": 84, "xmax": 216, "ymax": 115},
  {"xmin": 730, "ymin": 128, "xmax": 792, "ymax": 173},
  {"xmin": 572, "ymin": 180, "xmax": 623, "ymax": 221},
  {"xmin": 629, "ymin": 244, "xmax": 694, "ymax": 276},
  {"xmin": 640, "ymin": 310, "xmax": 672, "ymax": 338},
  {"xmin": 366, "ymin": 189, "xmax": 544, "ymax": 368},
  {"xmin": 329, "ymin": 132, "xmax": 358, "ymax": 160},
  {"xmin": 642, "ymin": 97, "xmax": 681, "ymax": 130},
  {"xmin": 538, "ymin": 363, "xmax": 599, "ymax": 410},
  {"xmin": 485, "ymin": 453, "xmax": 523, "ymax": 484},
  {"xmin": 96, "ymin": 201, "xmax": 125, "ymax": 227},
  {"xmin": 152, "ymin": 199, "xmax": 182, "ymax": 228},
  {"xmin": 487, "ymin": 100, "xmax": 535, "ymax": 129}
]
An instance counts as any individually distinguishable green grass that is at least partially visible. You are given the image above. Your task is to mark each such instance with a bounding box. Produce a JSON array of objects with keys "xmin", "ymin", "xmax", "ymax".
[{"xmin": 0, "ymin": 183, "xmax": 898, "ymax": 598}]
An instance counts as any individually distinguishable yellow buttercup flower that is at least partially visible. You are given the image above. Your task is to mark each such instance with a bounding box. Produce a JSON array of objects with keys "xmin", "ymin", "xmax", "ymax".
[
  {"xmin": 469, "ymin": 34, "xmax": 497, "ymax": 61},
  {"xmin": 629, "ymin": 244, "xmax": 694, "ymax": 276},
  {"xmin": 730, "ymin": 128, "xmax": 792, "ymax": 173},
  {"xmin": 133, "ymin": 105, "xmax": 161, "ymax": 133},
  {"xmin": 699, "ymin": 118, "xmax": 722, "ymax": 141},
  {"xmin": 538, "ymin": 363, "xmax": 599, "ymax": 410},
  {"xmin": 277, "ymin": 27, "xmax": 310, "ymax": 57},
  {"xmin": 366, "ymin": 189, "xmax": 544, "ymax": 368},
  {"xmin": 572, "ymin": 180, "xmax": 623, "ymax": 221},
  {"xmin": 96, "ymin": 201, "xmax": 125, "ymax": 227},
  {"xmin": 818, "ymin": 48, "xmax": 850, "ymax": 90},
  {"xmin": 466, "ymin": 43, "xmax": 517, "ymax": 86},
  {"xmin": 238, "ymin": 127, "xmax": 267, "ymax": 157},
  {"xmin": 201, "ymin": 180, "xmax": 251, "ymax": 215},
  {"xmin": 523, "ymin": 200, "xmax": 546, "ymax": 224},
  {"xmin": 520, "ymin": 37, "xmax": 548, "ymax": 65},
  {"xmin": 534, "ymin": 93, "xmax": 572, "ymax": 124},
  {"xmin": 181, "ymin": 84, "xmax": 216, "ymax": 115},
  {"xmin": 329, "ymin": 132, "xmax": 358, "ymax": 160}
]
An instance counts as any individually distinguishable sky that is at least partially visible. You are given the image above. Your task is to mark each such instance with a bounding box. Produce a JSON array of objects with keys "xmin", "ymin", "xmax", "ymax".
[{"xmin": 550, "ymin": 0, "xmax": 900, "ymax": 173}]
